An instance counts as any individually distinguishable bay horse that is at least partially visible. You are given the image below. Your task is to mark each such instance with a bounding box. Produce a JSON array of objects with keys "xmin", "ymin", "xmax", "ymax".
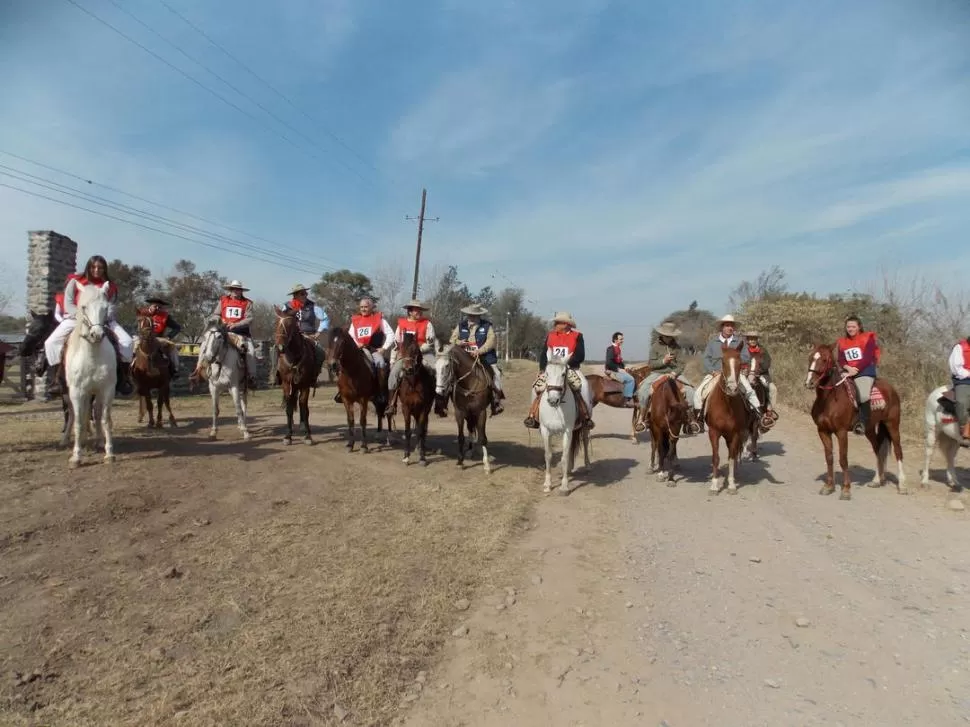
[
  {"xmin": 434, "ymin": 344, "xmax": 494, "ymax": 473},
  {"xmin": 327, "ymin": 326, "xmax": 381, "ymax": 452},
  {"xmin": 805, "ymin": 344, "xmax": 906, "ymax": 500},
  {"xmin": 63, "ymin": 282, "xmax": 117, "ymax": 467},
  {"xmin": 647, "ymin": 375, "xmax": 688, "ymax": 485},
  {"xmin": 273, "ymin": 307, "xmax": 322, "ymax": 445},
  {"xmin": 742, "ymin": 351, "xmax": 772, "ymax": 461},
  {"xmin": 131, "ymin": 308, "xmax": 177, "ymax": 429},
  {"xmin": 704, "ymin": 342, "xmax": 753, "ymax": 494},
  {"xmin": 396, "ymin": 334, "xmax": 436, "ymax": 466},
  {"xmin": 196, "ymin": 321, "xmax": 251, "ymax": 441},
  {"xmin": 587, "ymin": 364, "xmax": 651, "ymax": 442},
  {"xmin": 536, "ymin": 357, "xmax": 589, "ymax": 494}
]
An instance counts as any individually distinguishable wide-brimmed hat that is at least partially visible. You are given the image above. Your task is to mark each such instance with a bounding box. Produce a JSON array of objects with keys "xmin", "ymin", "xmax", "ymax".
[
  {"xmin": 553, "ymin": 311, "xmax": 576, "ymax": 326},
  {"xmin": 743, "ymin": 330, "xmax": 760, "ymax": 338},
  {"xmin": 289, "ymin": 283, "xmax": 309, "ymax": 296},
  {"xmin": 145, "ymin": 296, "xmax": 171, "ymax": 306},
  {"xmin": 403, "ymin": 299, "xmax": 429, "ymax": 311},
  {"xmin": 717, "ymin": 314, "xmax": 737, "ymax": 326},
  {"xmin": 461, "ymin": 303, "xmax": 488, "ymax": 316},
  {"xmin": 654, "ymin": 321, "xmax": 682, "ymax": 337},
  {"xmin": 225, "ymin": 279, "xmax": 250, "ymax": 291}
]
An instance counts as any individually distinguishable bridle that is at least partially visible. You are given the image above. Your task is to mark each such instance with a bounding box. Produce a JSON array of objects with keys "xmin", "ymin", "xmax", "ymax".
[
  {"xmin": 77, "ymin": 305, "xmax": 107, "ymax": 345},
  {"xmin": 806, "ymin": 349, "xmax": 849, "ymax": 392}
]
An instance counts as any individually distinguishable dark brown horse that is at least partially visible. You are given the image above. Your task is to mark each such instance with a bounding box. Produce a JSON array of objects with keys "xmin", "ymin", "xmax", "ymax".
[
  {"xmin": 647, "ymin": 375, "xmax": 688, "ymax": 485},
  {"xmin": 327, "ymin": 326, "xmax": 381, "ymax": 452},
  {"xmin": 395, "ymin": 334, "xmax": 436, "ymax": 466},
  {"xmin": 131, "ymin": 308, "xmax": 177, "ymax": 429},
  {"xmin": 434, "ymin": 344, "xmax": 494, "ymax": 473},
  {"xmin": 587, "ymin": 363, "xmax": 651, "ymax": 441},
  {"xmin": 273, "ymin": 307, "xmax": 323, "ymax": 445},
  {"xmin": 804, "ymin": 344, "xmax": 906, "ymax": 500},
  {"xmin": 741, "ymin": 350, "xmax": 777, "ymax": 460},
  {"xmin": 705, "ymin": 342, "xmax": 755, "ymax": 494}
]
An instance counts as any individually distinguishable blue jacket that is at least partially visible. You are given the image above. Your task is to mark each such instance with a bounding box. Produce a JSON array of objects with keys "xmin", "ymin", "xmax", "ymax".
[
  {"xmin": 458, "ymin": 318, "xmax": 498, "ymax": 365},
  {"xmin": 283, "ymin": 299, "xmax": 328, "ymax": 335}
]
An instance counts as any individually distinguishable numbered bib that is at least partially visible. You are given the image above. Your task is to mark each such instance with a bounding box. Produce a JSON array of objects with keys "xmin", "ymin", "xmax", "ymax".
[
  {"xmin": 552, "ymin": 345, "xmax": 570, "ymax": 358},
  {"xmin": 843, "ymin": 346, "xmax": 863, "ymax": 362},
  {"xmin": 356, "ymin": 326, "xmax": 372, "ymax": 338},
  {"xmin": 224, "ymin": 306, "xmax": 244, "ymax": 320}
]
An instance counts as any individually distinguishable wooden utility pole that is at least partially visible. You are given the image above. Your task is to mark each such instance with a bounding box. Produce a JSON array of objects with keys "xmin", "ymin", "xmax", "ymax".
[{"xmin": 406, "ymin": 189, "xmax": 438, "ymax": 300}]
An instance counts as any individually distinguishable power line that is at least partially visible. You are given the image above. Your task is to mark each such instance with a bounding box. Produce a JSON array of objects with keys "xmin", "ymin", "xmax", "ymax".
[
  {"xmin": 62, "ymin": 0, "xmax": 376, "ymax": 189},
  {"xmin": 0, "ymin": 149, "xmax": 346, "ymax": 269},
  {"xmin": 0, "ymin": 180, "xmax": 323, "ymax": 276},
  {"xmin": 153, "ymin": 0, "xmax": 387, "ymax": 182}
]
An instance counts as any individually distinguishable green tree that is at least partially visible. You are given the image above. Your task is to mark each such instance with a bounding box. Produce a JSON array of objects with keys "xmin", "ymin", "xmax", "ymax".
[
  {"xmin": 311, "ymin": 269, "xmax": 376, "ymax": 326},
  {"xmin": 161, "ymin": 259, "xmax": 225, "ymax": 342},
  {"xmin": 108, "ymin": 259, "xmax": 153, "ymax": 329}
]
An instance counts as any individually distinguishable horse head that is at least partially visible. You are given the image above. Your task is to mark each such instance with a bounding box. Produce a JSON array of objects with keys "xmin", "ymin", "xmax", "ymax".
[
  {"xmin": 21, "ymin": 309, "xmax": 55, "ymax": 357},
  {"xmin": 720, "ymin": 342, "xmax": 743, "ymax": 395},
  {"xmin": 805, "ymin": 343, "xmax": 837, "ymax": 389},
  {"xmin": 544, "ymin": 356, "xmax": 569, "ymax": 406},
  {"xmin": 75, "ymin": 282, "xmax": 111, "ymax": 345},
  {"xmin": 434, "ymin": 343, "xmax": 454, "ymax": 396},
  {"xmin": 273, "ymin": 306, "xmax": 299, "ymax": 353},
  {"xmin": 199, "ymin": 320, "xmax": 227, "ymax": 365},
  {"xmin": 399, "ymin": 333, "xmax": 422, "ymax": 376}
]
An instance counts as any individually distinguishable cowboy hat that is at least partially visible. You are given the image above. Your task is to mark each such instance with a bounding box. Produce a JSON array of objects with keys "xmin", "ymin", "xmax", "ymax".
[
  {"xmin": 552, "ymin": 311, "xmax": 576, "ymax": 326},
  {"xmin": 403, "ymin": 299, "xmax": 429, "ymax": 310},
  {"xmin": 742, "ymin": 330, "xmax": 760, "ymax": 338},
  {"xmin": 145, "ymin": 296, "xmax": 171, "ymax": 306},
  {"xmin": 717, "ymin": 314, "xmax": 737, "ymax": 326},
  {"xmin": 224, "ymin": 280, "xmax": 250, "ymax": 291},
  {"xmin": 460, "ymin": 303, "xmax": 488, "ymax": 316},
  {"xmin": 288, "ymin": 283, "xmax": 309, "ymax": 296},
  {"xmin": 654, "ymin": 321, "xmax": 682, "ymax": 337}
]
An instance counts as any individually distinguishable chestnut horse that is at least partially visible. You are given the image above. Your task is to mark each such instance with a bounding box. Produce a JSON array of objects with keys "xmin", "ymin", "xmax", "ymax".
[
  {"xmin": 587, "ymin": 364, "xmax": 651, "ymax": 442},
  {"xmin": 705, "ymin": 342, "xmax": 755, "ymax": 494},
  {"xmin": 396, "ymin": 334, "xmax": 436, "ymax": 466},
  {"xmin": 805, "ymin": 344, "xmax": 906, "ymax": 500},
  {"xmin": 273, "ymin": 307, "xmax": 323, "ymax": 445},
  {"xmin": 647, "ymin": 375, "xmax": 688, "ymax": 485},
  {"xmin": 131, "ymin": 308, "xmax": 177, "ymax": 429},
  {"xmin": 327, "ymin": 327, "xmax": 382, "ymax": 452}
]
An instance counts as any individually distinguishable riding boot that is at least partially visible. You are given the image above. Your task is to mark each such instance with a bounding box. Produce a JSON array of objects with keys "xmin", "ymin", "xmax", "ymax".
[
  {"xmin": 491, "ymin": 397, "xmax": 504, "ymax": 416},
  {"xmin": 854, "ymin": 401, "xmax": 871, "ymax": 434},
  {"xmin": 523, "ymin": 397, "xmax": 541, "ymax": 429},
  {"xmin": 33, "ymin": 355, "xmax": 48, "ymax": 376},
  {"xmin": 577, "ymin": 395, "xmax": 596, "ymax": 430},
  {"xmin": 386, "ymin": 387, "xmax": 399, "ymax": 415},
  {"xmin": 622, "ymin": 397, "xmax": 636, "ymax": 408},
  {"xmin": 334, "ymin": 391, "xmax": 343, "ymax": 403},
  {"xmin": 47, "ymin": 363, "xmax": 63, "ymax": 397},
  {"xmin": 116, "ymin": 361, "xmax": 134, "ymax": 396}
]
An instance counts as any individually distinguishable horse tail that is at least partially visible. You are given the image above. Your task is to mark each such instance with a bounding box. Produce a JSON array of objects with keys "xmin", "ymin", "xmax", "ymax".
[{"xmin": 875, "ymin": 420, "xmax": 891, "ymax": 456}]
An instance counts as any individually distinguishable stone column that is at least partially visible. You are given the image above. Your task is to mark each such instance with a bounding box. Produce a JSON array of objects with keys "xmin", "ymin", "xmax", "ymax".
[{"xmin": 26, "ymin": 231, "xmax": 78, "ymax": 400}]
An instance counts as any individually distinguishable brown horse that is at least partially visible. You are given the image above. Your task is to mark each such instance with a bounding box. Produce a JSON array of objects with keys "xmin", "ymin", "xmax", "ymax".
[
  {"xmin": 741, "ymin": 351, "xmax": 777, "ymax": 460},
  {"xmin": 395, "ymin": 334, "xmax": 436, "ymax": 466},
  {"xmin": 804, "ymin": 344, "xmax": 906, "ymax": 500},
  {"xmin": 704, "ymin": 342, "xmax": 755, "ymax": 494},
  {"xmin": 647, "ymin": 375, "xmax": 688, "ymax": 485},
  {"xmin": 587, "ymin": 363, "xmax": 651, "ymax": 441},
  {"xmin": 131, "ymin": 309, "xmax": 177, "ymax": 429},
  {"xmin": 273, "ymin": 307, "xmax": 323, "ymax": 445},
  {"xmin": 327, "ymin": 326, "xmax": 381, "ymax": 452},
  {"xmin": 434, "ymin": 344, "xmax": 494, "ymax": 473}
]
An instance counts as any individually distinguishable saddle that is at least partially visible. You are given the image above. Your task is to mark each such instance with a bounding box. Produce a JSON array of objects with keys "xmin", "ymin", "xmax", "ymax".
[
  {"xmin": 599, "ymin": 375, "xmax": 625, "ymax": 396},
  {"xmin": 651, "ymin": 374, "xmax": 685, "ymax": 396}
]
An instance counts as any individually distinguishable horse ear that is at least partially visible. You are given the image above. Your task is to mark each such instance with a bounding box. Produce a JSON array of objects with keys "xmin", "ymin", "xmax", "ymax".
[{"xmin": 273, "ymin": 305, "xmax": 285, "ymax": 318}]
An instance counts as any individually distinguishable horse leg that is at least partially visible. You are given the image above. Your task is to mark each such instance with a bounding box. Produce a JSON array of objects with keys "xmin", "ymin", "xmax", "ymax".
[
  {"xmin": 582, "ymin": 426, "xmax": 590, "ymax": 469},
  {"xmin": 836, "ymin": 428, "xmax": 851, "ymax": 500},
  {"xmin": 69, "ymin": 390, "xmax": 86, "ymax": 467},
  {"xmin": 344, "ymin": 401, "xmax": 356, "ymax": 451},
  {"xmin": 99, "ymin": 392, "xmax": 115, "ymax": 463},
  {"xmin": 708, "ymin": 427, "xmax": 722, "ymax": 493},
  {"xmin": 164, "ymin": 384, "xmax": 177, "ymax": 427},
  {"xmin": 649, "ymin": 420, "xmax": 659, "ymax": 473},
  {"xmin": 726, "ymin": 434, "xmax": 741, "ymax": 494},
  {"xmin": 300, "ymin": 388, "xmax": 312, "ymax": 445},
  {"xmin": 283, "ymin": 388, "xmax": 295, "ymax": 445},
  {"xmin": 558, "ymin": 429, "xmax": 573, "ymax": 495},
  {"xmin": 456, "ymin": 411, "xmax": 466, "ymax": 469},
  {"xmin": 359, "ymin": 398, "xmax": 370, "ymax": 454},
  {"xmin": 816, "ymin": 429, "xmax": 835, "ymax": 495},
  {"xmin": 237, "ymin": 385, "xmax": 251, "ymax": 440},
  {"xmin": 479, "ymin": 414, "xmax": 491, "ymax": 475},
  {"xmin": 138, "ymin": 391, "xmax": 146, "ymax": 424},
  {"xmin": 941, "ymin": 435, "xmax": 960, "ymax": 491},
  {"xmin": 402, "ymin": 406, "xmax": 413, "ymax": 465},
  {"xmin": 541, "ymin": 428, "xmax": 554, "ymax": 493},
  {"xmin": 890, "ymin": 420, "xmax": 907, "ymax": 494},
  {"xmin": 60, "ymin": 397, "xmax": 72, "ymax": 448},
  {"xmin": 153, "ymin": 388, "xmax": 163, "ymax": 429},
  {"xmin": 209, "ymin": 384, "xmax": 220, "ymax": 440},
  {"xmin": 747, "ymin": 421, "xmax": 760, "ymax": 461},
  {"xmin": 419, "ymin": 410, "xmax": 430, "ymax": 467}
]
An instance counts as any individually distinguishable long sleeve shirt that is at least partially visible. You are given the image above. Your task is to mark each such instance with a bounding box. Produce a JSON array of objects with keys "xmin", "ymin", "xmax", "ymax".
[
  {"xmin": 703, "ymin": 335, "xmax": 744, "ymax": 374},
  {"xmin": 648, "ymin": 342, "xmax": 685, "ymax": 376},
  {"xmin": 949, "ymin": 343, "xmax": 970, "ymax": 381},
  {"xmin": 349, "ymin": 316, "xmax": 395, "ymax": 351}
]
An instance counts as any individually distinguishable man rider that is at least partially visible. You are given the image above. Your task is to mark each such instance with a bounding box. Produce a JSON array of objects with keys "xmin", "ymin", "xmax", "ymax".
[
  {"xmin": 449, "ymin": 303, "xmax": 505, "ymax": 415},
  {"xmin": 523, "ymin": 311, "xmax": 594, "ymax": 430}
]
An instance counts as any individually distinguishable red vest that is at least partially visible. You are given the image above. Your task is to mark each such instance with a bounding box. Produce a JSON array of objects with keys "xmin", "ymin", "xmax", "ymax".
[
  {"xmin": 959, "ymin": 340, "xmax": 970, "ymax": 369},
  {"xmin": 612, "ymin": 344, "xmax": 623, "ymax": 366},
  {"xmin": 151, "ymin": 311, "xmax": 170, "ymax": 335},
  {"xmin": 838, "ymin": 331, "xmax": 877, "ymax": 367},
  {"xmin": 53, "ymin": 292, "xmax": 65, "ymax": 317},
  {"xmin": 397, "ymin": 317, "xmax": 429, "ymax": 345},
  {"xmin": 220, "ymin": 295, "xmax": 251, "ymax": 324},
  {"xmin": 547, "ymin": 329, "xmax": 580, "ymax": 359},
  {"xmin": 352, "ymin": 312, "xmax": 384, "ymax": 346},
  {"xmin": 72, "ymin": 276, "xmax": 118, "ymax": 304}
]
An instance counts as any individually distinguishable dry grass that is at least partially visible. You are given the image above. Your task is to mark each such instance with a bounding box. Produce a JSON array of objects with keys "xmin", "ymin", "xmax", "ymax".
[{"xmin": 0, "ymin": 364, "xmax": 542, "ymax": 726}]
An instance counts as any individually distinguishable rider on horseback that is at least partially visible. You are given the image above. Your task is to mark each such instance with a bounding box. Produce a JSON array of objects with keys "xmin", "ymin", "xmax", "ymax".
[
  {"xmin": 740, "ymin": 330, "xmax": 778, "ymax": 420},
  {"xmin": 141, "ymin": 297, "xmax": 182, "ymax": 379},
  {"xmin": 388, "ymin": 300, "xmax": 438, "ymax": 414},
  {"xmin": 604, "ymin": 332, "xmax": 636, "ymax": 408},
  {"xmin": 838, "ymin": 315, "xmax": 879, "ymax": 435},
  {"xmin": 948, "ymin": 334, "xmax": 970, "ymax": 447},
  {"xmin": 202, "ymin": 280, "xmax": 259, "ymax": 390},
  {"xmin": 40, "ymin": 255, "xmax": 134, "ymax": 397},
  {"xmin": 634, "ymin": 321, "xmax": 698, "ymax": 432},
  {"xmin": 335, "ymin": 296, "xmax": 394, "ymax": 404},
  {"xmin": 523, "ymin": 311, "xmax": 594, "ymax": 431},
  {"xmin": 450, "ymin": 303, "xmax": 505, "ymax": 416},
  {"xmin": 693, "ymin": 314, "xmax": 766, "ymax": 430},
  {"xmin": 282, "ymin": 283, "xmax": 328, "ymax": 379}
]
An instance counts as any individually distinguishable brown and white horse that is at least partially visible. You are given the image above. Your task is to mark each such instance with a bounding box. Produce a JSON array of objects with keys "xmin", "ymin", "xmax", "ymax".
[{"xmin": 705, "ymin": 342, "xmax": 754, "ymax": 494}]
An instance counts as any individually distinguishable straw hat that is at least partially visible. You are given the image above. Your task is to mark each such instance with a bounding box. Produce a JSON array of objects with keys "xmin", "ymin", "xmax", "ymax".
[
  {"xmin": 654, "ymin": 321, "xmax": 682, "ymax": 338},
  {"xmin": 717, "ymin": 314, "xmax": 737, "ymax": 326},
  {"xmin": 461, "ymin": 303, "xmax": 488, "ymax": 316},
  {"xmin": 288, "ymin": 283, "xmax": 309, "ymax": 296},
  {"xmin": 225, "ymin": 280, "xmax": 250, "ymax": 291},
  {"xmin": 743, "ymin": 330, "xmax": 760, "ymax": 338},
  {"xmin": 145, "ymin": 296, "xmax": 171, "ymax": 306},
  {"xmin": 552, "ymin": 311, "xmax": 576, "ymax": 326},
  {"xmin": 403, "ymin": 299, "xmax": 429, "ymax": 311}
]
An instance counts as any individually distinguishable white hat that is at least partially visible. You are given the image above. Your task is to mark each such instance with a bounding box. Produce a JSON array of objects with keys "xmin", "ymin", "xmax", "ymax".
[
  {"xmin": 553, "ymin": 311, "xmax": 576, "ymax": 326},
  {"xmin": 743, "ymin": 330, "xmax": 760, "ymax": 338},
  {"xmin": 403, "ymin": 299, "xmax": 429, "ymax": 311},
  {"xmin": 717, "ymin": 314, "xmax": 737, "ymax": 326},
  {"xmin": 288, "ymin": 283, "xmax": 309, "ymax": 296},
  {"xmin": 654, "ymin": 321, "xmax": 682, "ymax": 337},
  {"xmin": 461, "ymin": 303, "xmax": 488, "ymax": 316},
  {"xmin": 225, "ymin": 280, "xmax": 250, "ymax": 291}
]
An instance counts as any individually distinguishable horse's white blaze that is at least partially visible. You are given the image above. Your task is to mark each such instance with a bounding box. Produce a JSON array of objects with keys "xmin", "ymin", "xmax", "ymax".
[
  {"xmin": 805, "ymin": 351, "xmax": 820, "ymax": 387},
  {"xmin": 725, "ymin": 356, "xmax": 738, "ymax": 393}
]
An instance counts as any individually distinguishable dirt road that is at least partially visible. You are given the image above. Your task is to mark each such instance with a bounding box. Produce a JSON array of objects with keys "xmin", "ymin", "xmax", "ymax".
[{"xmin": 405, "ymin": 405, "xmax": 970, "ymax": 727}]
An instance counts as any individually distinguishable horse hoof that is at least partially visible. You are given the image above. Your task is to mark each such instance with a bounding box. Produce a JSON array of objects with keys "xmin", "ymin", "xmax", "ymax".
[
  {"xmin": 170, "ymin": 421, "xmax": 178, "ymax": 428},
  {"xmin": 557, "ymin": 485, "xmax": 570, "ymax": 496},
  {"xmin": 666, "ymin": 480, "xmax": 677, "ymax": 488},
  {"xmin": 103, "ymin": 455, "xmax": 115, "ymax": 464},
  {"xmin": 243, "ymin": 432, "xmax": 252, "ymax": 441},
  {"xmin": 726, "ymin": 487, "xmax": 738, "ymax": 495},
  {"xmin": 361, "ymin": 447, "xmax": 369, "ymax": 454},
  {"xmin": 866, "ymin": 480, "xmax": 883, "ymax": 488},
  {"xmin": 208, "ymin": 432, "xmax": 217, "ymax": 441},
  {"xmin": 543, "ymin": 485, "xmax": 552, "ymax": 494},
  {"xmin": 68, "ymin": 458, "xmax": 80, "ymax": 469},
  {"xmin": 897, "ymin": 487, "xmax": 909, "ymax": 495},
  {"xmin": 283, "ymin": 437, "xmax": 292, "ymax": 446},
  {"xmin": 403, "ymin": 457, "xmax": 411, "ymax": 465},
  {"xmin": 655, "ymin": 472, "xmax": 666, "ymax": 482},
  {"xmin": 839, "ymin": 490, "xmax": 852, "ymax": 501},
  {"xmin": 420, "ymin": 460, "xmax": 429, "ymax": 468},
  {"xmin": 819, "ymin": 486, "xmax": 835, "ymax": 496},
  {"xmin": 303, "ymin": 438, "xmax": 313, "ymax": 446}
]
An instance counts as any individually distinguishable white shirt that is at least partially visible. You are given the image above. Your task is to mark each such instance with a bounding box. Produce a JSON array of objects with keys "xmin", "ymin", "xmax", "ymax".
[{"xmin": 949, "ymin": 343, "xmax": 970, "ymax": 380}]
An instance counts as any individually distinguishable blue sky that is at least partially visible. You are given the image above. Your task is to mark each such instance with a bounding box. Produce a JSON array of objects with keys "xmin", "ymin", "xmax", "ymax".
[{"xmin": 1, "ymin": 0, "xmax": 969, "ymax": 352}]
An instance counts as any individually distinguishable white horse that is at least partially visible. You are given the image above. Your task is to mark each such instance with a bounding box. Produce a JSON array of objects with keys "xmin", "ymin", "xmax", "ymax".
[
  {"xmin": 64, "ymin": 282, "xmax": 117, "ymax": 467},
  {"xmin": 920, "ymin": 385, "xmax": 963, "ymax": 491},
  {"xmin": 197, "ymin": 321, "xmax": 251, "ymax": 441},
  {"xmin": 538, "ymin": 358, "xmax": 590, "ymax": 495}
]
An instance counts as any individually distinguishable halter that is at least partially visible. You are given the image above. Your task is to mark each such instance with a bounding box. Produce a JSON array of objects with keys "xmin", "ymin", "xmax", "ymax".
[
  {"xmin": 806, "ymin": 350, "xmax": 850, "ymax": 392},
  {"xmin": 448, "ymin": 346, "xmax": 490, "ymax": 397},
  {"xmin": 77, "ymin": 305, "xmax": 107, "ymax": 345},
  {"xmin": 275, "ymin": 313, "xmax": 307, "ymax": 371},
  {"xmin": 200, "ymin": 325, "xmax": 228, "ymax": 369}
]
